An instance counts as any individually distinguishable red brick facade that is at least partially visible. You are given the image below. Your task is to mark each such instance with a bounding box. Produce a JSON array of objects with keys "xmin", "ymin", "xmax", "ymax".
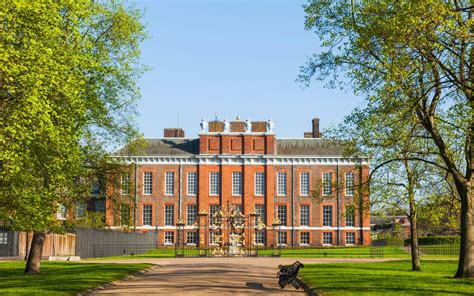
[{"xmin": 107, "ymin": 119, "xmax": 371, "ymax": 247}]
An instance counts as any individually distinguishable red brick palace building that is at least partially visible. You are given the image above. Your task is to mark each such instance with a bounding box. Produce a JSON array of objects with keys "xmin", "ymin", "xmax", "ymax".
[{"xmin": 106, "ymin": 118, "xmax": 371, "ymax": 247}]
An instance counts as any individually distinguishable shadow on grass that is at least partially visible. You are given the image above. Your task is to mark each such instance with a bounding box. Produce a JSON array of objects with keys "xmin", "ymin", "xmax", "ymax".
[
  {"xmin": 0, "ymin": 261, "xmax": 151, "ymax": 294},
  {"xmin": 300, "ymin": 260, "xmax": 473, "ymax": 295}
]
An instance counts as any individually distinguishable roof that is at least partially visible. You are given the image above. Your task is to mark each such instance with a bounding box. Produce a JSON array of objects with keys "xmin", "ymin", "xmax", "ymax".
[
  {"xmin": 276, "ymin": 138, "xmax": 342, "ymax": 156},
  {"xmin": 115, "ymin": 138, "xmax": 343, "ymax": 157},
  {"xmin": 115, "ymin": 138, "xmax": 199, "ymax": 156}
]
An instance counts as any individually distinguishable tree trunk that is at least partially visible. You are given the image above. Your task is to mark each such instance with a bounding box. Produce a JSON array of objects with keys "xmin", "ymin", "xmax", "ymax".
[
  {"xmin": 455, "ymin": 184, "xmax": 474, "ymax": 278},
  {"xmin": 24, "ymin": 231, "xmax": 46, "ymax": 275},
  {"xmin": 409, "ymin": 212, "xmax": 421, "ymax": 271}
]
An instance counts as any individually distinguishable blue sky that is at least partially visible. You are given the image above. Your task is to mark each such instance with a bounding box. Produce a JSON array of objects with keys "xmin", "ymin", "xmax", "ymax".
[{"xmin": 134, "ymin": 0, "xmax": 363, "ymax": 138}]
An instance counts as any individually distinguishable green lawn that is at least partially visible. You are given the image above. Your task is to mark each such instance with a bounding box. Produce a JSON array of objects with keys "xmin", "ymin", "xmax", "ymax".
[
  {"xmin": 89, "ymin": 245, "xmax": 458, "ymax": 260},
  {"xmin": 0, "ymin": 261, "xmax": 152, "ymax": 295},
  {"xmin": 299, "ymin": 260, "xmax": 474, "ymax": 295},
  {"xmin": 87, "ymin": 248, "xmax": 176, "ymax": 260},
  {"xmin": 280, "ymin": 246, "xmax": 409, "ymax": 258}
]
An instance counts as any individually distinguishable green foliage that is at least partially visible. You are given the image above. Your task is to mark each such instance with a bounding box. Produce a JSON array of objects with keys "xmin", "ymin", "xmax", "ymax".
[
  {"xmin": 0, "ymin": 261, "xmax": 151, "ymax": 294},
  {"xmin": 300, "ymin": 0, "xmax": 473, "ymax": 275},
  {"xmin": 0, "ymin": 0, "xmax": 146, "ymax": 232},
  {"xmin": 300, "ymin": 260, "xmax": 473, "ymax": 295},
  {"xmin": 405, "ymin": 236, "xmax": 461, "ymax": 246},
  {"xmin": 73, "ymin": 211, "xmax": 107, "ymax": 229}
]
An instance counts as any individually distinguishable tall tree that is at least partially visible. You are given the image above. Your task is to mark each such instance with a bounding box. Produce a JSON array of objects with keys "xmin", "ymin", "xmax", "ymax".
[
  {"xmin": 300, "ymin": 1, "xmax": 473, "ymax": 277},
  {"xmin": 0, "ymin": 0, "xmax": 146, "ymax": 274},
  {"xmin": 327, "ymin": 106, "xmax": 434, "ymax": 271}
]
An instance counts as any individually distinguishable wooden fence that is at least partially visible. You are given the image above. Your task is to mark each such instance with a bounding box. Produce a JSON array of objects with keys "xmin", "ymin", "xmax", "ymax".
[
  {"xmin": 18, "ymin": 232, "xmax": 76, "ymax": 258},
  {"xmin": 5, "ymin": 228, "xmax": 157, "ymax": 259}
]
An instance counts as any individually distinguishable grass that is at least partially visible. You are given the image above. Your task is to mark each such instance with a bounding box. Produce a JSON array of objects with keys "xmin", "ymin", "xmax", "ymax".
[
  {"xmin": 0, "ymin": 261, "xmax": 152, "ymax": 295},
  {"xmin": 87, "ymin": 248, "xmax": 176, "ymax": 260},
  {"xmin": 280, "ymin": 246, "xmax": 409, "ymax": 258},
  {"xmin": 89, "ymin": 245, "xmax": 459, "ymax": 260},
  {"xmin": 299, "ymin": 260, "xmax": 474, "ymax": 295}
]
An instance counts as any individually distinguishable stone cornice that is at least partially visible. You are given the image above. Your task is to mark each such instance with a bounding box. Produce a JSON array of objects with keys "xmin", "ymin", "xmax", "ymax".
[{"xmin": 111, "ymin": 155, "xmax": 370, "ymax": 166}]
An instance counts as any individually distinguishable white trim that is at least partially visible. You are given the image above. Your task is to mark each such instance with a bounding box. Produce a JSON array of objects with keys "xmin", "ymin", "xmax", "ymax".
[
  {"xmin": 254, "ymin": 172, "xmax": 265, "ymax": 196},
  {"xmin": 299, "ymin": 172, "xmax": 310, "ymax": 196},
  {"xmin": 164, "ymin": 171, "xmax": 175, "ymax": 196},
  {"xmin": 143, "ymin": 172, "xmax": 153, "ymax": 195},
  {"xmin": 278, "ymin": 226, "xmax": 370, "ymax": 231},
  {"xmin": 186, "ymin": 172, "xmax": 197, "ymax": 196},
  {"xmin": 112, "ymin": 155, "xmax": 370, "ymax": 166},
  {"xmin": 209, "ymin": 172, "xmax": 220, "ymax": 196},
  {"xmin": 109, "ymin": 225, "xmax": 370, "ymax": 231}
]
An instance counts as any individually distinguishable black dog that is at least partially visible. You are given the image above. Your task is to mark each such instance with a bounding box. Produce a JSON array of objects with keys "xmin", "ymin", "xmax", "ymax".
[{"xmin": 277, "ymin": 261, "xmax": 304, "ymax": 289}]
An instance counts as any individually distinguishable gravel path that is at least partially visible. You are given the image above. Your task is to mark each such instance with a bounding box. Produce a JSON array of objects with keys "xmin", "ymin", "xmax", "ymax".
[{"xmin": 88, "ymin": 257, "xmax": 400, "ymax": 295}]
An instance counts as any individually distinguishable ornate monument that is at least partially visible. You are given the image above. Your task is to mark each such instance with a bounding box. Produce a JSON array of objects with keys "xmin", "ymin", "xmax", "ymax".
[
  {"xmin": 244, "ymin": 118, "xmax": 252, "ymax": 132},
  {"xmin": 200, "ymin": 118, "xmax": 208, "ymax": 132},
  {"xmin": 267, "ymin": 119, "xmax": 274, "ymax": 133},
  {"xmin": 223, "ymin": 119, "xmax": 230, "ymax": 132}
]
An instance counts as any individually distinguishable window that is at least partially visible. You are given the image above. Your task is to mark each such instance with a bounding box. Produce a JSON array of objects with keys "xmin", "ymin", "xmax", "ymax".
[
  {"xmin": 300, "ymin": 172, "xmax": 310, "ymax": 196},
  {"xmin": 121, "ymin": 173, "xmax": 130, "ymax": 195},
  {"xmin": 323, "ymin": 172, "xmax": 332, "ymax": 196},
  {"xmin": 187, "ymin": 205, "xmax": 197, "ymax": 226},
  {"xmin": 209, "ymin": 205, "xmax": 219, "ymax": 226},
  {"xmin": 75, "ymin": 203, "xmax": 86, "ymax": 219},
  {"xmin": 143, "ymin": 172, "xmax": 153, "ymax": 195},
  {"xmin": 187, "ymin": 172, "xmax": 197, "ymax": 195},
  {"xmin": 277, "ymin": 172, "xmax": 287, "ymax": 196},
  {"xmin": 164, "ymin": 232, "xmax": 174, "ymax": 245},
  {"xmin": 255, "ymin": 205, "xmax": 265, "ymax": 225},
  {"xmin": 94, "ymin": 200, "xmax": 105, "ymax": 212},
  {"xmin": 346, "ymin": 208, "xmax": 355, "ymax": 227},
  {"xmin": 323, "ymin": 205, "xmax": 333, "ymax": 227},
  {"xmin": 300, "ymin": 232, "xmax": 310, "ymax": 245},
  {"xmin": 0, "ymin": 233, "xmax": 7, "ymax": 245},
  {"xmin": 346, "ymin": 232, "xmax": 355, "ymax": 245},
  {"xmin": 300, "ymin": 205, "xmax": 310, "ymax": 227},
  {"xmin": 209, "ymin": 172, "xmax": 220, "ymax": 195},
  {"xmin": 165, "ymin": 172, "xmax": 174, "ymax": 195},
  {"xmin": 186, "ymin": 231, "xmax": 197, "ymax": 245},
  {"xmin": 277, "ymin": 205, "xmax": 287, "ymax": 226},
  {"xmin": 255, "ymin": 172, "xmax": 265, "ymax": 196},
  {"xmin": 209, "ymin": 231, "xmax": 218, "ymax": 245},
  {"xmin": 57, "ymin": 204, "xmax": 67, "ymax": 220},
  {"xmin": 255, "ymin": 230, "xmax": 264, "ymax": 245},
  {"xmin": 142, "ymin": 205, "xmax": 152, "ymax": 226},
  {"xmin": 120, "ymin": 204, "xmax": 130, "ymax": 226},
  {"xmin": 91, "ymin": 179, "xmax": 99, "ymax": 194},
  {"xmin": 278, "ymin": 232, "xmax": 287, "ymax": 245},
  {"xmin": 323, "ymin": 232, "xmax": 333, "ymax": 245},
  {"xmin": 232, "ymin": 172, "xmax": 242, "ymax": 196},
  {"xmin": 345, "ymin": 172, "xmax": 355, "ymax": 196},
  {"xmin": 165, "ymin": 205, "xmax": 174, "ymax": 226}
]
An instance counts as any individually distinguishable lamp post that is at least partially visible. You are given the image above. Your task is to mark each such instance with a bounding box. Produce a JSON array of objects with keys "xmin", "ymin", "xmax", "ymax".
[
  {"xmin": 272, "ymin": 218, "xmax": 281, "ymax": 257},
  {"xmin": 175, "ymin": 219, "xmax": 185, "ymax": 257}
]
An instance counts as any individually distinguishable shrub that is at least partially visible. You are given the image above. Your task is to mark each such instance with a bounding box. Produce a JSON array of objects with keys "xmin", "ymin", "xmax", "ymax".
[{"xmin": 404, "ymin": 236, "xmax": 460, "ymax": 246}]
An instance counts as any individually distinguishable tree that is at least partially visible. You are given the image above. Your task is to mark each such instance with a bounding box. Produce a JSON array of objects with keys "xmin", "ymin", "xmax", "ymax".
[
  {"xmin": 327, "ymin": 105, "xmax": 436, "ymax": 271},
  {"xmin": 301, "ymin": 0, "xmax": 473, "ymax": 278},
  {"xmin": 0, "ymin": 0, "xmax": 146, "ymax": 274}
]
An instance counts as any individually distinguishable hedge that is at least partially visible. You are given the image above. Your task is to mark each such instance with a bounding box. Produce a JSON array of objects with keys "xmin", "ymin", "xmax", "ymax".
[{"xmin": 404, "ymin": 236, "xmax": 460, "ymax": 246}]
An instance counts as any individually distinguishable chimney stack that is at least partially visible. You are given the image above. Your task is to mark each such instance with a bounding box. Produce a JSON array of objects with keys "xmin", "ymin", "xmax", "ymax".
[
  {"xmin": 312, "ymin": 118, "xmax": 320, "ymax": 138},
  {"xmin": 164, "ymin": 128, "xmax": 185, "ymax": 138}
]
